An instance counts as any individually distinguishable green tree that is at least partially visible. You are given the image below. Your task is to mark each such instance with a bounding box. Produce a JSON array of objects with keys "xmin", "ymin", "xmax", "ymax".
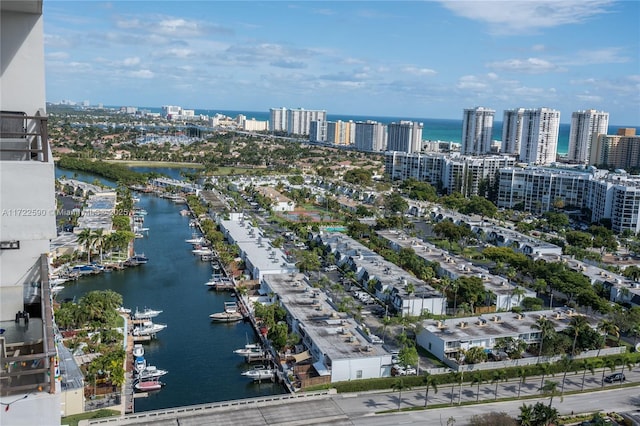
[
  {"xmin": 421, "ymin": 372, "xmax": 438, "ymax": 408},
  {"xmin": 392, "ymin": 378, "xmax": 411, "ymax": 411}
]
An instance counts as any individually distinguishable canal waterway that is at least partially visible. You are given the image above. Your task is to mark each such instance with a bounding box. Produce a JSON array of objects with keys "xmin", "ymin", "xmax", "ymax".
[{"xmin": 55, "ymin": 167, "xmax": 286, "ymax": 411}]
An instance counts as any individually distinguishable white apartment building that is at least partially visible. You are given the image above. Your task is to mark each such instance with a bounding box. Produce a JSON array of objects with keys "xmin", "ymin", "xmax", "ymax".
[
  {"xmin": 417, "ymin": 309, "xmax": 592, "ymax": 363},
  {"xmin": 309, "ymin": 120, "xmax": 327, "ymax": 143},
  {"xmin": 567, "ymin": 109, "xmax": 609, "ymax": 164},
  {"xmin": 461, "ymin": 107, "xmax": 495, "ymax": 155},
  {"xmin": 384, "ymin": 152, "xmax": 515, "ymax": 196},
  {"xmin": 518, "ymin": 108, "xmax": 560, "ymax": 165},
  {"xmin": 238, "ymin": 115, "xmax": 269, "ymax": 132},
  {"xmin": 498, "ymin": 166, "xmax": 640, "ymax": 234},
  {"xmin": 387, "ymin": 121, "xmax": 423, "ymax": 153},
  {"xmin": 354, "ymin": 120, "xmax": 387, "ymax": 152},
  {"xmin": 590, "ymin": 174, "xmax": 640, "ymax": 234},
  {"xmin": 497, "ymin": 166, "xmax": 594, "ymax": 214},
  {"xmin": 501, "ymin": 108, "xmax": 525, "ymax": 155},
  {"xmin": 1, "ymin": 1, "xmax": 62, "ymax": 423},
  {"xmin": 260, "ymin": 273, "xmax": 392, "ymax": 383},
  {"xmin": 269, "ymin": 107, "xmax": 327, "ymax": 136},
  {"xmin": 269, "ymin": 107, "xmax": 287, "ymax": 132},
  {"xmin": 591, "ymin": 128, "xmax": 640, "ymax": 170}
]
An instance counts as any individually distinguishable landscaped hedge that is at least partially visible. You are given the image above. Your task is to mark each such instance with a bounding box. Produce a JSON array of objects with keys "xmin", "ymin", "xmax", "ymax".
[{"xmin": 325, "ymin": 352, "xmax": 640, "ymax": 394}]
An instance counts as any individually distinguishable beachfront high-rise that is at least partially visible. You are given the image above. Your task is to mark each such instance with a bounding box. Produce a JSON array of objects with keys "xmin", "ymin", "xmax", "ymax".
[
  {"xmin": 591, "ymin": 128, "xmax": 640, "ymax": 170},
  {"xmin": 567, "ymin": 109, "xmax": 609, "ymax": 164},
  {"xmin": 501, "ymin": 108, "xmax": 525, "ymax": 155},
  {"xmin": 518, "ymin": 108, "xmax": 560, "ymax": 165},
  {"xmin": 0, "ymin": 1, "xmax": 62, "ymax": 424},
  {"xmin": 461, "ymin": 107, "xmax": 495, "ymax": 155},
  {"xmin": 354, "ymin": 120, "xmax": 387, "ymax": 152},
  {"xmin": 269, "ymin": 107, "xmax": 326, "ymax": 136},
  {"xmin": 386, "ymin": 121, "xmax": 423, "ymax": 153}
]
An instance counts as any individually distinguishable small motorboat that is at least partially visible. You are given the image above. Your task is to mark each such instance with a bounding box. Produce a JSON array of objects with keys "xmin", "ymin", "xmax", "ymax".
[
  {"xmin": 136, "ymin": 365, "xmax": 168, "ymax": 380},
  {"xmin": 134, "ymin": 356, "xmax": 147, "ymax": 373},
  {"xmin": 210, "ymin": 302, "xmax": 243, "ymax": 322},
  {"xmin": 241, "ymin": 365, "xmax": 274, "ymax": 381},
  {"xmin": 134, "ymin": 379, "xmax": 164, "ymax": 392},
  {"xmin": 233, "ymin": 343, "xmax": 265, "ymax": 357},
  {"xmin": 133, "ymin": 307, "xmax": 163, "ymax": 319},
  {"xmin": 132, "ymin": 344, "xmax": 144, "ymax": 358}
]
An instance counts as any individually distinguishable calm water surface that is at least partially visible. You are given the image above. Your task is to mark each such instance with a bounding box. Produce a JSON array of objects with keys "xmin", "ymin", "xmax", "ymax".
[{"xmin": 56, "ymin": 169, "xmax": 286, "ymax": 411}]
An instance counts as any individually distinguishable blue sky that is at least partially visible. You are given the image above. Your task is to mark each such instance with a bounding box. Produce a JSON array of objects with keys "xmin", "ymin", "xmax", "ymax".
[{"xmin": 44, "ymin": 1, "xmax": 639, "ymax": 124}]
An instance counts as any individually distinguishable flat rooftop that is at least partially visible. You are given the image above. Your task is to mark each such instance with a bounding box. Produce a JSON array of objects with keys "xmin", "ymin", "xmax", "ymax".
[
  {"xmin": 264, "ymin": 273, "xmax": 388, "ymax": 361},
  {"xmin": 422, "ymin": 308, "xmax": 596, "ymax": 342}
]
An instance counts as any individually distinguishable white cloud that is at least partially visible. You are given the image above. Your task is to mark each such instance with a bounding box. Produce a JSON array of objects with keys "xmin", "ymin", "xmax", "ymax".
[
  {"xmin": 403, "ymin": 66, "xmax": 437, "ymax": 76},
  {"xmin": 564, "ymin": 48, "xmax": 630, "ymax": 65},
  {"xmin": 439, "ymin": 0, "xmax": 614, "ymax": 34},
  {"xmin": 122, "ymin": 57, "xmax": 140, "ymax": 66},
  {"xmin": 47, "ymin": 51, "xmax": 69, "ymax": 60},
  {"xmin": 532, "ymin": 44, "xmax": 546, "ymax": 52},
  {"xmin": 129, "ymin": 69, "xmax": 154, "ymax": 79},
  {"xmin": 456, "ymin": 75, "xmax": 488, "ymax": 90},
  {"xmin": 487, "ymin": 57, "xmax": 563, "ymax": 73}
]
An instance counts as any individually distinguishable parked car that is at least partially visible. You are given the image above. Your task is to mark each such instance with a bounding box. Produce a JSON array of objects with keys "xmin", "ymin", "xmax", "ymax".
[
  {"xmin": 404, "ymin": 366, "xmax": 417, "ymax": 375},
  {"xmin": 604, "ymin": 373, "xmax": 625, "ymax": 383}
]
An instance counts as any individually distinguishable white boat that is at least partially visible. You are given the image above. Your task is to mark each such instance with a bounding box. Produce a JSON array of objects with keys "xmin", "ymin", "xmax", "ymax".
[
  {"xmin": 209, "ymin": 302, "xmax": 243, "ymax": 322},
  {"xmin": 133, "ymin": 307, "xmax": 163, "ymax": 319},
  {"xmin": 241, "ymin": 365, "xmax": 274, "ymax": 381},
  {"xmin": 136, "ymin": 365, "xmax": 168, "ymax": 380},
  {"xmin": 51, "ymin": 285, "xmax": 65, "ymax": 294},
  {"xmin": 133, "ymin": 344, "xmax": 144, "ymax": 358},
  {"xmin": 192, "ymin": 247, "xmax": 213, "ymax": 255},
  {"xmin": 185, "ymin": 236, "xmax": 204, "ymax": 245},
  {"xmin": 132, "ymin": 321, "xmax": 167, "ymax": 336},
  {"xmin": 117, "ymin": 306, "xmax": 131, "ymax": 314},
  {"xmin": 134, "ymin": 356, "xmax": 147, "ymax": 373},
  {"xmin": 233, "ymin": 343, "xmax": 265, "ymax": 357},
  {"xmin": 49, "ymin": 277, "xmax": 67, "ymax": 286},
  {"xmin": 134, "ymin": 378, "xmax": 164, "ymax": 392}
]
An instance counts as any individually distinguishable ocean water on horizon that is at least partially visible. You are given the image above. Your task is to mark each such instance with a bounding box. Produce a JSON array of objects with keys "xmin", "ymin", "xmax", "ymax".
[{"xmin": 135, "ymin": 106, "xmax": 639, "ymax": 156}]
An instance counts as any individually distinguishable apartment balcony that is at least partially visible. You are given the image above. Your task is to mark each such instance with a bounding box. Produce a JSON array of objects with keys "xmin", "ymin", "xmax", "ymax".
[
  {"xmin": 0, "ymin": 255, "xmax": 57, "ymax": 397},
  {"xmin": 0, "ymin": 110, "xmax": 50, "ymax": 162}
]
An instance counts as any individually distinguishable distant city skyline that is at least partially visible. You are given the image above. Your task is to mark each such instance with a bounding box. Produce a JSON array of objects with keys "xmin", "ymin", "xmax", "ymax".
[{"xmin": 44, "ymin": 1, "xmax": 639, "ymax": 124}]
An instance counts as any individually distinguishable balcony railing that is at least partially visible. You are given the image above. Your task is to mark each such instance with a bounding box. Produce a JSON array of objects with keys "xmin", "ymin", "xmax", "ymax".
[
  {"xmin": 0, "ymin": 254, "xmax": 57, "ymax": 396},
  {"xmin": 0, "ymin": 110, "xmax": 49, "ymax": 162}
]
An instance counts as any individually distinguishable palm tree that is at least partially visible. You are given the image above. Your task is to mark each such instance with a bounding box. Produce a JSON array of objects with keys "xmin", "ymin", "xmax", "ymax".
[
  {"xmin": 471, "ymin": 375, "xmax": 484, "ymax": 403},
  {"xmin": 448, "ymin": 371, "xmax": 462, "ymax": 405},
  {"xmin": 491, "ymin": 370, "xmax": 506, "ymax": 401},
  {"xmin": 538, "ymin": 363, "xmax": 553, "ymax": 392},
  {"xmin": 558, "ymin": 355, "xmax": 573, "ymax": 396},
  {"xmin": 619, "ymin": 355, "xmax": 635, "ymax": 385},
  {"xmin": 532, "ymin": 317, "xmax": 555, "ymax": 361},
  {"xmin": 597, "ymin": 319, "xmax": 620, "ymax": 347},
  {"xmin": 539, "ymin": 380, "xmax": 560, "ymax": 407},
  {"xmin": 578, "ymin": 359, "xmax": 596, "ymax": 391},
  {"xmin": 391, "ymin": 378, "xmax": 411, "ymax": 412},
  {"xmin": 516, "ymin": 367, "xmax": 528, "ymax": 399},
  {"xmin": 92, "ymin": 228, "xmax": 105, "ymax": 262},
  {"xmin": 601, "ymin": 358, "xmax": 616, "ymax": 388},
  {"xmin": 421, "ymin": 372, "xmax": 438, "ymax": 408},
  {"xmin": 77, "ymin": 228, "xmax": 94, "ymax": 264},
  {"xmin": 518, "ymin": 403, "xmax": 534, "ymax": 426},
  {"xmin": 569, "ymin": 315, "xmax": 590, "ymax": 356},
  {"xmin": 510, "ymin": 286, "xmax": 526, "ymax": 307}
]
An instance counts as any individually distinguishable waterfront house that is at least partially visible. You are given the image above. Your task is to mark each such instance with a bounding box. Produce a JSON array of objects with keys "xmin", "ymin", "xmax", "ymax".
[{"xmin": 260, "ymin": 273, "xmax": 392, "ymax": 386}]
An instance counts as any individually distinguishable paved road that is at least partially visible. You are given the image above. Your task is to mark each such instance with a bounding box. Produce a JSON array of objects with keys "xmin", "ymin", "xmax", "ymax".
[{"xmin": 85, "ymin": 368, "xmax": 640, "ymax": 425}]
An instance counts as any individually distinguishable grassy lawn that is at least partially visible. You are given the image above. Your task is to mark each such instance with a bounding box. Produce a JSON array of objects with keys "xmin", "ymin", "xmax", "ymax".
[
  {"xmin": 61, "ymin": 409, "xmax": 120, "ymax": 426},
  {"xmin": 103, "ymin": 160, "xmax": 204, "ymax": 168}
]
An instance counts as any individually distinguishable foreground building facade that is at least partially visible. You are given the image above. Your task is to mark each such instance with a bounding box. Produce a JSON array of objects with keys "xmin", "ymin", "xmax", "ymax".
[{"xmin": 0, "ymin": 1, "xmax": 61, "ymax": 424}]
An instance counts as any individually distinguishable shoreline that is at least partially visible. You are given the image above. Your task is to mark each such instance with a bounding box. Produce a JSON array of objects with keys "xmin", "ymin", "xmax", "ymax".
[{"xmin": 103, "ymin": 160, "xmax": 205, "ymax": 169}]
